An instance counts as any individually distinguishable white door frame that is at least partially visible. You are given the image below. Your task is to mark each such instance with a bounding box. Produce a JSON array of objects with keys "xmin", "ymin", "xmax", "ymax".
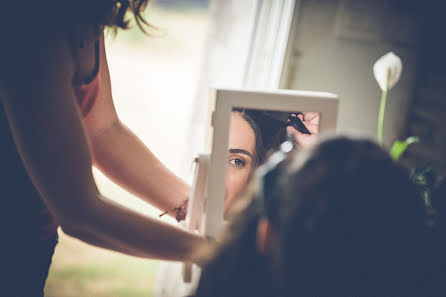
[{"xmin": 243, "ymin": 0, "xmax": 299, "ymax": 89}]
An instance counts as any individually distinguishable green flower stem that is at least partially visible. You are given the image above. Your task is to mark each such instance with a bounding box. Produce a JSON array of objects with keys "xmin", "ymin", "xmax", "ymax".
[{"xmin": 377, "ymin": 88, "xmax": 388, "ymax": 146}]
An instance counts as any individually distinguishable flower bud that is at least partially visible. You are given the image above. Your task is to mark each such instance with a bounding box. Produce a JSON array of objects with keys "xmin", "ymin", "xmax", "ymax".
[{"xmin": 373, "ymin": 52, "xmax": 402, "ymax": 91}]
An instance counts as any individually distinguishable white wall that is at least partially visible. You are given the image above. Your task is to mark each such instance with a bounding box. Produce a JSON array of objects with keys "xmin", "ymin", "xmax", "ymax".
[{"xmin": 283, "ymin": 0, "xmax": 420, "ymax": 146}]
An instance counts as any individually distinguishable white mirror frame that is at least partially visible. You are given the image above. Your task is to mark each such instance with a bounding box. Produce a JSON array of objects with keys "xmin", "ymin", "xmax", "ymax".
[{"xmin": 205, "ymin": 87, "xmax": 339, "ymax": 236}]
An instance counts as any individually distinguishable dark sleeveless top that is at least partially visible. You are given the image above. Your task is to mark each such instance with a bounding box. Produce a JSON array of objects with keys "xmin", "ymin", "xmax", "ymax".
[
  {"xmin": 0, "ymin": 106, "xmax": 59, "ymax": 241},
  {"xmin": 0, "ymin": 40, "xmax": 100, "ymax": 241}
]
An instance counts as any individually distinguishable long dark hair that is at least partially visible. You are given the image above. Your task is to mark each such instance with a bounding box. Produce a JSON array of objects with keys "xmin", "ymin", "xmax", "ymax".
[
  {"xmin": 1, "ymin": 1, "xmax": 152, "ymax": 35},
  {"xmin": 77, "ymin": 0, "xmax": 154, "ymax": 33},
  {"xmin": 194, "ymin": 182, "xmax": 272, "ymax": 297},
  {"xmin": 6, "ymin": 0, "xmax": 150, "ymax": 30},
  {"xmin": 194, "ymin": 136, "xmax": 427, "ymax": 297},
  {"xmin": 0, "ymin": 1, "xmax": 153, "ymax": 84}
]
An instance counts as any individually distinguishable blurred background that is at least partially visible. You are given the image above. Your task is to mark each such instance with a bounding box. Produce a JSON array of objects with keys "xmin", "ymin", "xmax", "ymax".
[{"xmin": 45, "ymin": 1, "xmax": 210, "ymax": 296}]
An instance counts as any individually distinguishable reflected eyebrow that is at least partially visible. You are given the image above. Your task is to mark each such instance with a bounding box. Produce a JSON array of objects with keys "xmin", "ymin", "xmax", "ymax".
[{"xmin": 229, "ymin": 148, "xmax": 253, "ymax": 158}]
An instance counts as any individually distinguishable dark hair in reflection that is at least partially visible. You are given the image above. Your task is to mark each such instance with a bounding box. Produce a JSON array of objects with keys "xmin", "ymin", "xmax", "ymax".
[
  {"xmin": 194, "ymin": 136, "xmax": 426, "ymax": 297},
  {"xmin": 242, "ymin": 109, "xmax": 289, "ymax": 157}
]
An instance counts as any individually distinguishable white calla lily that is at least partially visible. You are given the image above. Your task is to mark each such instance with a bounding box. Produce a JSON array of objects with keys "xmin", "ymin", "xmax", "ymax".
[{"xmin": 373, "ymin": 52, "xmax": 402, "ymax": 91}]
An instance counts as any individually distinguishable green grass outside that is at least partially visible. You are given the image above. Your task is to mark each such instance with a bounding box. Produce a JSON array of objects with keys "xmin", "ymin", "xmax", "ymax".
[{"xmin": 45, "ymin": 233, "xmax": 159, "ymax": 297}]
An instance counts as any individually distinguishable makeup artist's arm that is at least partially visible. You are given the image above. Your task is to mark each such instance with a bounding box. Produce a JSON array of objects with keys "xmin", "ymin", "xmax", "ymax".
[
  {"xmin": 0, "ymin": 26, "xmax": 204, "ymax": 261},
  {"xmin": 83, "ymin": 34, "xmax": 189, "ymax": 215}
]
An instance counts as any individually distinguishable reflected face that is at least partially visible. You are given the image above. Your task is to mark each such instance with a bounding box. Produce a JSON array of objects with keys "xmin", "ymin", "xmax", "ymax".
[{"xmin": 224, "ymin": 112, "xmax": 256, "ymax": 215}]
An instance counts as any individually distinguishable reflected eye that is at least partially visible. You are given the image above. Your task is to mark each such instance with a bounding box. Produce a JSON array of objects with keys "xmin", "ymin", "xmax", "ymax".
[{"xmin": 229, "ymin": 158, "xmax": 246, "ymax": 168}]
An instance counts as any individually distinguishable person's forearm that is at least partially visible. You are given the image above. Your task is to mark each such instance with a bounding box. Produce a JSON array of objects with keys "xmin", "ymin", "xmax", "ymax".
[
  {"xmin": 89, "ymin": 120, "xmax": 190, "ymax": 215},
  {"xmin": 0, "ymin": 26, "xmax": 202, "ymax": 264},
  {"xmin": 62, "ymin": 192, "xmax": 204, "ymax": 261}
]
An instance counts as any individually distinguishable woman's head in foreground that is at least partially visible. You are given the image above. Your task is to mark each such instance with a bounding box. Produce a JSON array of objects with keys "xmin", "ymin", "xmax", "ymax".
[{"xmin": 196, "ymin": 135, "xmax": 426, "ymax": 297}]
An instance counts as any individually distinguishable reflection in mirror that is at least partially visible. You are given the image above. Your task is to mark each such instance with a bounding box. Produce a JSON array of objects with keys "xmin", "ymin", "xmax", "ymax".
[{"xmin": 224, "ymin": 108, "xmax": 320, "ymax": 217}]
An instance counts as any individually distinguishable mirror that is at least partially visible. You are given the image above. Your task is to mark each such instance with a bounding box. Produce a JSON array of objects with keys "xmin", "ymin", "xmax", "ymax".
[
  {"xmin": 224, "ymin": 108, "xmax": 320, "ymax": 217},
  {"xmin": 155, "ymin": 89, "xmax": 338, "ymax": 295},
  {"xmin": 205, "ymin": 88, "xmax": 339, "ymax": 237}
]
